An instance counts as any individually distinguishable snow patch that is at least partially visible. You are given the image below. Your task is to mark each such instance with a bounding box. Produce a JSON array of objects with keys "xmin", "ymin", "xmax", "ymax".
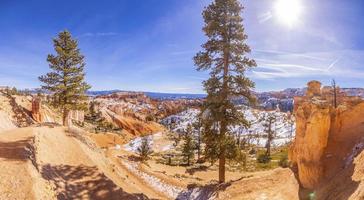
[
  {"xmin": 123, "ymin": 132, "xmax": 166, "ymax": 153},
  {"xmin": 161, "ymin": 108, "xmax": 295, "ymax": 147},
  {"xmin": 121, "ymin": 160, "xmax": 186, "ymax": 199}
]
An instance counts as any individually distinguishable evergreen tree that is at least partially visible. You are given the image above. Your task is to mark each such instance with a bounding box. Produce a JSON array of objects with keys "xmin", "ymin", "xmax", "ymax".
[
  {"xmin": 137, "ymin": 137, "xmax": 153, "ymax": 161},
  {"xmin": 6, "ymin": 87, "xmax": 18, "ymax": 96},
  {"xmin": 193, "ymin": 117, "xmax": 203, "ymax": 160},
  {"xmin": 182, "ymin": 124, "xmax": 195, "ymax": 166},
  {"xmin": 89, "ymin": 100, "xmax": 97, "ymax": 117},
  {"xmin": 194, "ymin": 0, "xmax": 256, "ymax": 182},
  {"xmin": 260, "ymin": 112, "xmax": 277, "ymax": 157},
  {"xmin": 39, "ymin": 30, "xmax": 91, "ymax": 126}
]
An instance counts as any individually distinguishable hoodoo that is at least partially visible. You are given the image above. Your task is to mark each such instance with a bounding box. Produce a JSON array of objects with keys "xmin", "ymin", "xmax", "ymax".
[
  {"xmin": 290, "ymin": 81, "xmax": 364, "ymax": 193},
  {"xmin": 31, "ymin": 97, "xmax": 42, "ymax": 122}
]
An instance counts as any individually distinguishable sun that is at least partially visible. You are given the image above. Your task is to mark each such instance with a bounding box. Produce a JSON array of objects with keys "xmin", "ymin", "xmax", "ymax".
[{"xmin": 274, "ymin": 0, "xmax": 303, "ymax": 27}]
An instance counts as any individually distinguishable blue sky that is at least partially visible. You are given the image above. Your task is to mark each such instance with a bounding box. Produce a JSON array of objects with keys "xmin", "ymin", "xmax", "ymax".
[{"xmin": 0, "ymin": 0, "xmax": 363, "ymax": 93}]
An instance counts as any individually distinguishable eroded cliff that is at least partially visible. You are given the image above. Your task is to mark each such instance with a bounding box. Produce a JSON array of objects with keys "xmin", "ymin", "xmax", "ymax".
[{"xmin": 289, "ymin": 81, "xmax": 364, "ymax": 199}]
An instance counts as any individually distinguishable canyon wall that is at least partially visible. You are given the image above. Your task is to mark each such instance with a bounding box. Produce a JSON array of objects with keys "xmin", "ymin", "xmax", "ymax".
[{"xmin": 289, "ymin": 81, "xmax": 364, "ymax": 190}]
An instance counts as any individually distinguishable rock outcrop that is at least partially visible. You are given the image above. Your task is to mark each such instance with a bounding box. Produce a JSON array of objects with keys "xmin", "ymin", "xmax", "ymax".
[
  {"xmin": 31, "ymin": 96, "xmax": 83, "ymax": 124},
  {"xmin": 306, "ymin": 80, "xmax": 322, "ymax": 97},
  {"xmin": 289, "ymin": 81, "xmax": 364, "ymax": 194},
  {"xmin": 31, "ymin": 97, "xmax": 42, "ymax": 122}
]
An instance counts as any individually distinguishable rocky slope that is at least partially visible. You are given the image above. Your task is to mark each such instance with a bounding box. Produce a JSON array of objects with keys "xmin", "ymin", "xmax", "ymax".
[
  {"xmin": 92, "ymin": 91, "xmax": 202, "ymax": 136},
  {"xmin": 0, "ymin": 92, "xmax": 35, "ymax": 131}
]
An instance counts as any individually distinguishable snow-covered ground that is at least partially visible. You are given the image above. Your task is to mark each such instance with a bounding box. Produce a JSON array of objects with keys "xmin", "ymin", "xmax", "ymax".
[
  {"xmin": 121, "ymin": 160, "xmax": 184, "ymax": 199},
  {"xmin": 123, "ymin": 132, "xmax": 174, "ymax": 153},
  {"xmin": 161, "ymin": 108, "xmax": 295, "ymax": 147},
  {"xmin": 120, "ymin": 159, "xmax": 208, "ymax": 200}
]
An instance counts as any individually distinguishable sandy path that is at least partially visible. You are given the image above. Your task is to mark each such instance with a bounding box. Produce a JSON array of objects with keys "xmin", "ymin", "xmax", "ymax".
[
  {"xmin": 0, "ymin": 128, "xmax": 37, "ymax": 200},
  {"xmin": 0, "ymin": 126, "xmax": 156, "ymax": 200},
  {"xmin": 35, "ymin": 126, "xmax": 151, "ymax": 200}
]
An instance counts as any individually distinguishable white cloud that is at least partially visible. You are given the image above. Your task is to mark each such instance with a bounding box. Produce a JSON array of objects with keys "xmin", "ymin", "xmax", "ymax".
[
  {"xmin": 258, "ymin": 12, "xmax": 273, "ymax": 24},
  {"xmin": 251, "ymin": 49, "xmax": 364, "ymax": 80}
]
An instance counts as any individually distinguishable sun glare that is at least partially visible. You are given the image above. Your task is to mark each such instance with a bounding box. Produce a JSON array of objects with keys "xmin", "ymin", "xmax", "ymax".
[{"xmin": 275, "ymin": 0, "xmax": 303, "ymax": 27}]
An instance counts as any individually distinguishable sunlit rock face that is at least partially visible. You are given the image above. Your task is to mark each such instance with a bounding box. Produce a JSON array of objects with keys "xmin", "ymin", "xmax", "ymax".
[
  {"xmin": 306, "ymin": 80, "xmax": 322, "ymax": 97},
  {"xmin": 31, "ymin": 97, "xmax": 42, "ymax": 122},
  {"xmin": 289, "ymin": 81, "xmax": 364, "ymax": 190}
]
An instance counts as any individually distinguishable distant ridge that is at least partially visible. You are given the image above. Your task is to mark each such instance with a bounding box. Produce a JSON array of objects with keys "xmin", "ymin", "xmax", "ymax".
[
  {"xmin": 144, "ymin": 92, "xmax": 206, "ymax": 100},
  {"xmin": 16, "ymin": 87, "xmax": 364, "ymax": 101},
  {"xmin": 87, "ymin": 90, "xmax": 206, "ymax": 100}
]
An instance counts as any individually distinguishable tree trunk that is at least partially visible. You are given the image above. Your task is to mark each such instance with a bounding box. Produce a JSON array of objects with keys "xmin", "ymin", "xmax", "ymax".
[
  {"xmin": 266, "ymin": 138, "xmax": 271, "ymax": 156},
  {"xmin": 266, "ymin": 121, "xmax": 272, "ymax": 156},
  {"xmin": 63, "ymin": 109, "xmax": 70, "ymax": 126},
  {"xmin": 219, "ymin": 121, "xmax": 228, "ymax": 183},
  {"xmin": 219, "ymin": 148, "xmax": 226, "ymax": 183},
  {"xmin": 197, "ymin": 130, "xmax": 201, "ymax": 160},
  {"xmin": 218, "ymin": 31, "xmax": 230, "ymax": 184}
]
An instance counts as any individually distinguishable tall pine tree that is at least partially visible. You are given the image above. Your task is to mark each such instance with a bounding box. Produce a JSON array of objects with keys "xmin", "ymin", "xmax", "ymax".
[
  {"xmin": 194, "ymin": 0, "xmax": 256, "ymax": 183},
  {"xmin": 39, "ymin": 30, "xmax": 91, "ymax": 126},
  {"xmin": 182, "ymin": 124, "xmax": 195, "ymax": 166},
  {"xmin": 260, "ymin": 112, "xmax": 277, "ymax": 157}
]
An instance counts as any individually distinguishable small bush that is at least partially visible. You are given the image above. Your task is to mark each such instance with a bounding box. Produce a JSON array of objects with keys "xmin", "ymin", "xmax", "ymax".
[
  {"xmin": 145, "ymin": 115, "xmax": 154, "ymax": 122},
  {"xmin": 278, "ymin": 154, "xmax": 289, "ymax": 168},
  {"xmin": 249, "ymin": 148, "xmax": 257, "ymax": 155},
  {"xmin": 257, "ymin": 154, "xmax": 271, "ymax": 164}
]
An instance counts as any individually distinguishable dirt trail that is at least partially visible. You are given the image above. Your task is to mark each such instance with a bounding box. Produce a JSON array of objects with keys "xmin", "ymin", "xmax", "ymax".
[
  {"xmin": 0, "ymin": 128, "xmax": 46, "ymax": 200},
  {"xmin": 0, "ymin": 126, "xmax": 157, "ymax": 200}
]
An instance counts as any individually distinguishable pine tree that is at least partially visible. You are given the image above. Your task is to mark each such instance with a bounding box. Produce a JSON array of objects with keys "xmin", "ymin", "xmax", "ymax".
[
  {"xmin": 89, "ymin": 100, "xmax": 97, "ymax": 117},
  {"xmin": 182, "ymin": 125, "xmax": 195, "ymax": 166},
  {"xmin": 193, "ymin": 117, "xmax": 202, "ymax": 160},
  {"xmin": 194, "ymin": 0, "xmax": 256, "ymax": 183},
  {"xmin": 137, "ymin": 137, "xmax": 153, "ymax": 161},
  {"xmin": 39, "ymin": 30, "xmax": 91, "ymax": 126},
  {"xmin": 260, "ymin": 112, "xmax": 277, "ymax": 157}
]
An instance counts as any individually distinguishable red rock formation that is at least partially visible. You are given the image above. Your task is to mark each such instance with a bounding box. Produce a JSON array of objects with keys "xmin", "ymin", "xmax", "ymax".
[
  {"xmin": 306, "ymin": 80, "xmax": 322, "ymax": 97},
  {"xmin": 289, "ymin": 81, "xmax": 364, "ymax": 191},
  {"xmin": 31, "ymin": 97, "xmax": 42, "ymax": 122}
]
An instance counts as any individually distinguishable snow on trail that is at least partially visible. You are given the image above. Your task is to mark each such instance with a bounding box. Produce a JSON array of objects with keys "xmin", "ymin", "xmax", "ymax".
[{"xmin": 120, "ymin": 160, "xmax": 192, "ymax": 199}]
